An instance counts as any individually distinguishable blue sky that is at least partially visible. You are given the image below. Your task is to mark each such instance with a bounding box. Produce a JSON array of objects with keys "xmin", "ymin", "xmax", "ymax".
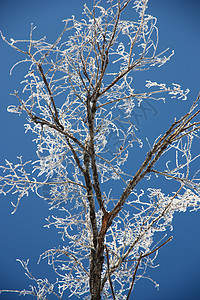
[{"xmin": 0, "ymin": 0, "xmax": 200, "ymax": 299}]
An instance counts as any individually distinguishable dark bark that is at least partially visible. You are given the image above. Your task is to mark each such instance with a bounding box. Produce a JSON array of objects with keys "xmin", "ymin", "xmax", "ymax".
[
  {"xmin": 90, "ymin": 212, "xmax": 111, "ymax": 300},
  {"xmin": 90, "ymin": 248, "xmax": 104, "ymax": 300}
]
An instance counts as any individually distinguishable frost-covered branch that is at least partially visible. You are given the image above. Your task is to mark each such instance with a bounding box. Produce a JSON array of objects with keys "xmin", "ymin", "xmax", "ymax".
[{"xmin": 1, "ymin": 0, "xmax": 200, "ymax": 299}]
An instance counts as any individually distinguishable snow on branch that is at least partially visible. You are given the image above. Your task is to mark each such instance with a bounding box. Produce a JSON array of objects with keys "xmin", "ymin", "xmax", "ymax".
[{"xmin": 1, "ymin": 0, "xmax": 200, "ymax": 299}]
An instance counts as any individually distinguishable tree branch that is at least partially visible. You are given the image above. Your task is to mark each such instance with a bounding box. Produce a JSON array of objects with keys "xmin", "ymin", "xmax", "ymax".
[
  {"xmin": 126, "ymin": 236, "xmax": 172, "ymax": 300},
  {"xmin": 105, "ymin": 245, "xmax": 116, "ymax": 300},
  {"xmin": 108, "ymin": 98, "xmax": 200, "ymax": 224},
  {"xmin": 37, "ymin": 63, "xmax": 64, "ymax": 130}
]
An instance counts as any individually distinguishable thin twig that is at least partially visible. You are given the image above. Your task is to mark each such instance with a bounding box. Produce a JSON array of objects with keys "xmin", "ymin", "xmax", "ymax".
[
  {"xmin": 126, "ymin": 236, "xmax": 172, "ymax": 300},
  {"xmin": 105, "ymin": 245, "xmax": 116, "ymax": 300}
]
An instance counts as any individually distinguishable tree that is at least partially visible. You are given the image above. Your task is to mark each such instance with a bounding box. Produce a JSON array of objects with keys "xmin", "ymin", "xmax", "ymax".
[{"xmin": 0, "ymin": 0, "xmax": 200, "ymax": 299}]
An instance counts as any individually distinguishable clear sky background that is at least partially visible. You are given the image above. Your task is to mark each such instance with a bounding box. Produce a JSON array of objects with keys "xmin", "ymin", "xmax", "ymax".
[{"xmin": 0, "ymin": 0, "xmax": 200, "ymax": 299}]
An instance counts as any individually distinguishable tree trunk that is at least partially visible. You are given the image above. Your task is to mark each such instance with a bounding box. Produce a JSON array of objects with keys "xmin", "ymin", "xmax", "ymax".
[
  {"xmin": 90, "ymin": 247, "xmax": 104, "ymax": 300},
  {"xmin": 90, "ymin": 213, "xmax": 111, "ymax": 299}
]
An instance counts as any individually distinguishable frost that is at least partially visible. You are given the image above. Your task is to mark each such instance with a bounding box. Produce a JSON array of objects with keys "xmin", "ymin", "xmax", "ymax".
[
  {"xmin": 145, "ymin": 80, "xmax": 190, "ymax": 100},
  {"xmin": 7, "ymin": 105, "xmax": 22, "ymax": 115},
  {"xmin": 1, "ymin": 0, "xmax": 200, "ymax": 299},
  {"xmin": 10, "ymin": 37, "xmax": 15, "ymax": 45}
]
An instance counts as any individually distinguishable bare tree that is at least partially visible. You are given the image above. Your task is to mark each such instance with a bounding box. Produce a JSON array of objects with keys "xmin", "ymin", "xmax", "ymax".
[{"xmin": 0, "ymin": 0, "xmax": 200, "ymax": 299}]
